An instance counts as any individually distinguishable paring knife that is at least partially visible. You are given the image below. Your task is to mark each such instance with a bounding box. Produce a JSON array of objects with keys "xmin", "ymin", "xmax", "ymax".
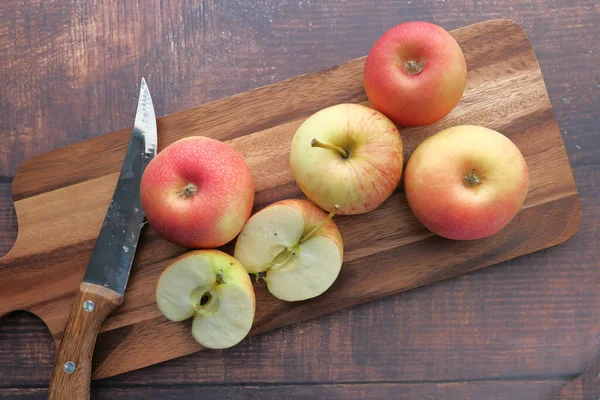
[{"xmin": 48, "ymin": 78, "xmax": 157, "ymax": 399}]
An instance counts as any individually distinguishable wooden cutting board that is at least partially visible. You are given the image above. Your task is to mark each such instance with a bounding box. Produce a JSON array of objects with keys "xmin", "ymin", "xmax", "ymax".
[{"xmin": 0, "ymin": 19, "xmax": 580, "ymax": 380}]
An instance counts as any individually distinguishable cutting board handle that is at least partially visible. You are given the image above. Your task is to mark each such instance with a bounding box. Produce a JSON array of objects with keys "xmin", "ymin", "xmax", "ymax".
[{"xmin": 48, "ymin": 282, "xmax": 122, "ymax": 399}]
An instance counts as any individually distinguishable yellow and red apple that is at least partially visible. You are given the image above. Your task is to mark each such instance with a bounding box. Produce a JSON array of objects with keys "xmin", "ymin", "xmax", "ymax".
[
  {"xmin": 364, "ymin": 21, "xmax": 467, "ymax": 127},
  {"xmin": 289, "ymin": 103, "xmax": 403, "ymax": 215},
  {"xmin": 404, "ymin": 125, "xmax": 529, "ymax": 240},
  {"xmin": 140, "ymin": 136, "xmax": 255, "ymax": 249}
]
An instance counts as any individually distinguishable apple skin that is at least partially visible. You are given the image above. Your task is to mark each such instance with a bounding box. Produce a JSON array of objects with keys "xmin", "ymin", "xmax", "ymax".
[
  {"xmin": 290, "ymin": 103, "xmax": 403, "ymax": 215},
  {"xmin": 140, "ymin": 136, "xmax": 255, "ymax": 249},
  {"xmin": 404, "ymin": 125, "xmax": 529, "ymax": 240},
  {"xmin": 364, "ymin": 21, "xmax": 467, "ymax": 127}
]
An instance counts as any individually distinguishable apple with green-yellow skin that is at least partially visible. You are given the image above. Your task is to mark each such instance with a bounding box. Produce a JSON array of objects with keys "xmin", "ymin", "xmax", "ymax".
[
  {"xmin": 289, "ymin": 103, "xmax": 403, "ymax": 215},
  {"xmin": 155, "ymin": 249, "xmax": 256, "ymax": 349},
  {"xmin": 364, "ymin": 21, "xmax": 467, "ymax": 127},
  {"xmin": 234, "ymin": 199, "xmax": 343, "ymax": 302},
  {"xmin": 404, "ymin": 125, "xmax": 529, "ymax": 240},
  {"xmin": 140, "ymin": 136, "xmax": 255, "ymax": 249}
]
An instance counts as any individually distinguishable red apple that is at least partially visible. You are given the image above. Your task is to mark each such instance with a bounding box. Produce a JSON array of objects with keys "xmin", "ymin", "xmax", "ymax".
[
  {"xmin": 364, "ymin": 21, "xmax": 467, "ymax": 127},
  {"xmin": 140, "ymin": 136, "xmax": 255, "ymax": 248},
  {"xmin": 404, "ymin": 125, "xmax": 529, "ymax": 240}
]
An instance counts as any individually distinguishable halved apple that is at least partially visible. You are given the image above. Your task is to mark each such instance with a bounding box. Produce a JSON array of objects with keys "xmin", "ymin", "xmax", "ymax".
[
  {"xmin": 155, "ymin": 250, "xmax": 256, "ymax": 349},
  {"xmin": 234, "ymin": 199, "xmax": 344, "ymax": 302}
]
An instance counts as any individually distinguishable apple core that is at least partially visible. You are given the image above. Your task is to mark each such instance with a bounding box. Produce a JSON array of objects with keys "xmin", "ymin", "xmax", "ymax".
[
  {"xmin": 265, "ymin": 204, "xmax": 339, "ymax": 273},
  {"xmin": 191, "ymin": 285, "xmax": 217, "ymax": 314},
  {"xmin": 270, "ymin": 247, "xmax": 297, "ymax": 270}
]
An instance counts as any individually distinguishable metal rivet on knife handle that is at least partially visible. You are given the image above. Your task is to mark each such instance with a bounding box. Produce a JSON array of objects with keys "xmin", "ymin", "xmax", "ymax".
[
  {"xmin": 83, "ymin": 300, "xmax": 95, "ymax": 312},
  {"xmin": 63, "ymin": 362, "xmax": 76, "ymax": 374}
]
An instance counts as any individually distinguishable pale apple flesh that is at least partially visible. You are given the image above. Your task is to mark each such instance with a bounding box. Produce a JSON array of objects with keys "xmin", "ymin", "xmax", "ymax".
[
  {"xmin": 266, "ymin": 236, "xmax": 342, "ymax": 301},
  {"xmin": 404, "ymin": 125, "xmax": 529, "ymax": 240},
  {"xmin": 234, "ymin": 199, "xmax": 344, "ymax": 302},
  {"xmin": 156, "ymin": 250, "xmax": 256, "ymax": 349}
]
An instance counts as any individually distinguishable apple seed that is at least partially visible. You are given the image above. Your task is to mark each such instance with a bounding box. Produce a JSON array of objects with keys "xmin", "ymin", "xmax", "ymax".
[{"xmin": 199, "ymin": 293, "xmax": 211, "ymax": 306}]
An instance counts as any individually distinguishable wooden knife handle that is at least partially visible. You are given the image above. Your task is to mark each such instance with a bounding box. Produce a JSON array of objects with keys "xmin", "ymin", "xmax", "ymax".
[{"xmin": 48, "ymin": 282, "xmax": 122, "ymax": 399}]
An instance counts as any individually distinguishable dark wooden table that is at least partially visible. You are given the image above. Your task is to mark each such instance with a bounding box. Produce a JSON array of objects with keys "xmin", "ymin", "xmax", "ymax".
[{"xmin": 1, "ymin": 1, "xmax": 598, "ymax": 399}]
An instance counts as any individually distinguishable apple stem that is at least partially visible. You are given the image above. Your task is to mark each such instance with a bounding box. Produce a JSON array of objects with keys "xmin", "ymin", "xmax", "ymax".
[
  {"xmin": 178, "ymin": 183, "xmax": 198, "ymax": 198},
  {"xmin": 311, "ymin": 138, "xmax": 348, "ymax": 158},
  {"xmin": 404, "ymin": 60, "xmax": 425, "ymax": 75},
  {"xmin": 464, "ymin": 169, "xmax": 484, "ymax": 186},
  {"xmin": 268, "ymin": 204, "xmax": 340, "ymax": 271},
  {"xmin": 299, "ymin": 204, "xmax": 340, "ymax": 244}
]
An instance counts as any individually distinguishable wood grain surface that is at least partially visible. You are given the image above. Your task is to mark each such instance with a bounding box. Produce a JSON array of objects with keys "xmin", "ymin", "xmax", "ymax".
[
  {"xmin": 0, "ymin": 18, "xmax": 581, "ymax": 382},
  {"xmin": 1, "ymin": 1, "xmax": 598, "ymax": 399}
]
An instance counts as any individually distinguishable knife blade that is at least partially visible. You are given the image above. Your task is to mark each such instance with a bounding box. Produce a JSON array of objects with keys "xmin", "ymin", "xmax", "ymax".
[
  {"xmin": 48, "ymin": 78, "xmax": 157, "ymax": 400},
  {"xmin": 82, "ymin": 78, "xmax": 157, "ymax": 295}
]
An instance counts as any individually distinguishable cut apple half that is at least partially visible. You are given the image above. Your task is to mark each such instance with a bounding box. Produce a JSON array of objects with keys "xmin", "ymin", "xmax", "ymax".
[
  {"xmin": 234, "ymin": 199, "xmax": 344, "ymax": 302},
  {"xmin": 156, "ymin": 249, "xmax": 256, "ymax": 349}
]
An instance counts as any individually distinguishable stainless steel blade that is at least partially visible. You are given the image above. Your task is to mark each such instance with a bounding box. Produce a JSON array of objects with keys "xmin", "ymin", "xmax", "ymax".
[{"xmin": 82, "ymin": 78, "xmax": 157, "ymax": 296}]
